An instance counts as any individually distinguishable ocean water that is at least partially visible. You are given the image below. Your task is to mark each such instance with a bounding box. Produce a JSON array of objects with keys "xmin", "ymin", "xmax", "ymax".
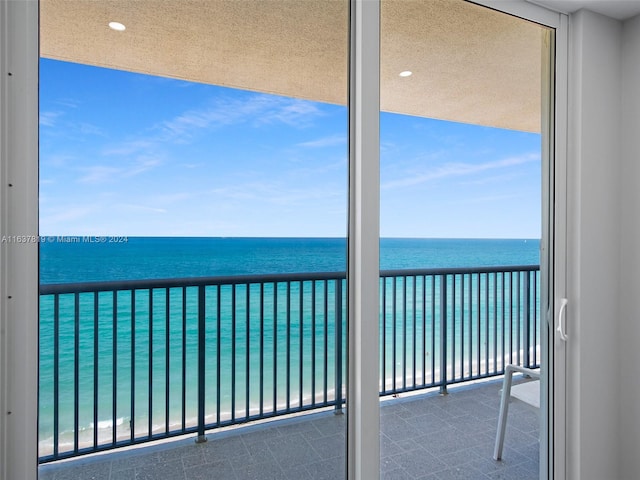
[
  {"xmin": 38, "ymin": 237, "xmax": 540, "ymax": 454},
  {"xmin": 40, "ymin": 237, "xmax": 539, "ymax": 284}
]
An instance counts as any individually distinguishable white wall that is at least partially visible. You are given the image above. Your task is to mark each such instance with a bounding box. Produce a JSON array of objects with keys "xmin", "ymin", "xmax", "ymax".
[
  {"xmin": 567, "ymin": 9, "xmax": 622, "ymax": 480},
  {"xmin": 619, "ymin": 12, "xmax": 640, "ymax": 480}
]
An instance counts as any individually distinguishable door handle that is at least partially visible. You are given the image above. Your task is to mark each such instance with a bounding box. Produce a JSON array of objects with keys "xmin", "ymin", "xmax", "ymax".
[{"xmin": 557, "ymin": 297, "xmax": 568, "ymax": 341}]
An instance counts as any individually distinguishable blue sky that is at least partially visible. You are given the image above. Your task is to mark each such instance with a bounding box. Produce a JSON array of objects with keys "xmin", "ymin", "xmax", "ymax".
[{"xmin": 39, "ymin": 59, "xmax": 541, "ymax": 238}]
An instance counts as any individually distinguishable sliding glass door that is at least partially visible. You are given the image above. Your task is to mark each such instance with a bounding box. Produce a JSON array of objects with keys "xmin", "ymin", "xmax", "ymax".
[
  {"xmin": 38, "ymin": 1, "xmax": 349, "ymax": 478},
  {"xmin": 1, "ymin": 1, "xmax": 567, "ymax": 478},
  {"xmin": 377, "ymin": 1, "xmax": 558, "ymax": 478}
]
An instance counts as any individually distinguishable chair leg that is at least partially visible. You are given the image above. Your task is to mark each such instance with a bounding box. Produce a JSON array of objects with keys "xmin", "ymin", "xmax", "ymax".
[{"xmin": 493, "ymin": 365, "xmax": 515, "ymax": 460}]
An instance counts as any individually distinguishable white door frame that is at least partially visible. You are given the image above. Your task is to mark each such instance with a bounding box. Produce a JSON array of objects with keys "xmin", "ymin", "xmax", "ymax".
[
  {"xmin": 347, "ymin": 1, "xmax": 381, "ymax": 479},
  {"xmin": 0, "ymin": 1, "xmax": 568, "ymax": 479},
  {"xmin": 349, "ymin": 0, "xmax": 568, "ymax": 478},
  {"xmin": 0, "ymin": 1, "xmax": 40, "ymax": 479}
]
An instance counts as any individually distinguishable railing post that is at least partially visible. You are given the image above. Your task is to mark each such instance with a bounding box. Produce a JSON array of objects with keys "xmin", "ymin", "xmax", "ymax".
[
  {"xmin": 196, "ymin": 285, "xmax": 207, "ymax": 443},
  {"xmin": 439, "ymin": 275, "xmax": 448, "ymax": 395},
  {"xmin": 334, "ymin": 279, "xmax": 344, "ymax": 413},
  {"xmin": 523, "ymin": 272, "xmax": 531, "ymax": 368}
]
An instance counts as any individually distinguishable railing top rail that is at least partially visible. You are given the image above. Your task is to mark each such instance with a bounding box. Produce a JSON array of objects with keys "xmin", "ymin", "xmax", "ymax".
[
  {"xmin": 39, "ymin": 264, "xmax": 540, "ymax": 295},
  {"xmin": 380, "ymin": 264, "xmax": 540, "ymax": 278},
  {"xmin": 39, "ymin": 271, "xmax": 347, "ymax": 295}
]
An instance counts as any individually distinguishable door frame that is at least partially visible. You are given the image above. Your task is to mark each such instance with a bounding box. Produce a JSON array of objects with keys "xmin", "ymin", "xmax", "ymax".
[
  {"xmin": 0, "ymin": 0, "xmax": 40, "ymax": 478},
  {"xmin": 0, "ymin": 1, "xmax": 568, "ymax": 479}
]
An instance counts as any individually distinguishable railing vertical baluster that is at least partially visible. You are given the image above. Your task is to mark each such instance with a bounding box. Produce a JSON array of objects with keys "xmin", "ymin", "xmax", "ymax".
[
  {"xmin": 299, "ymin": 281, "xmax": 303, "ymax": 409},
  {"xmin": 431, "ymin": 275, "xmax": 436, "ymax": 385},
  {"xmin": 402, "ymin": 276, "xmax": 407, "ymax": 390},
  {"xmin": 485, "ymin": 273, "xmax": 489, "ymax": 376},
  {"xmin": 451, "ymin": 276, "xmax": 456, "ymax": 381},
  {"xmin": 493, "ymin": 273, "xmax": 498, "ymax": 375},
  {"xmin": 259, "ymin": 283, "xmax": 264, "ymax": 416},
  {"xmin": 286, "ymin": 282, "xmax": 291, "ymax": 411},
  {"xmin": 468, "ymin": 274, "xmax": 473, "ymax": 378},
  {"xmin": 476, "ymin": 273, "xmax": 481, "ymax": 378},
  {"xmin": 523, "ymin": 271, "xmax": 531, "ymax": 368},
  {"xmin": 412, "ymin": 276, "xmax": 417, "ymax": 388},
  {"xmin": 509, "ymin": 272, "xmax": 514, "ymax": 365},
  {"xmin": 131, "ymin": 290, "xmax": 136, "ymax": 442},
  {"xmin": 402, "ymin": 277, "xmax": 407, "ymax": 390},
  {"xmin": 392, "ymin": 277, "xmax": 397, "ymax": 392},
  {"xmin": 93, "ymin": 293, "xmax": 99, "ymax": 449},
  {"xmin": 533, "ymin": 271, "xmax": 538, "ymax": 366},
  {"xmin": 53, "ymin": 295, "xmax": 59, "ymax": 458},
  {"xmin": 311, "ymin": 281, "xmax": 316, "ymax": 405},
  {"xmin": 181, "ymin": 287, "xmax": 186, "ymax": 431},
  {"xmin": 334, "ymin": 279, "xmax": 343, "ymax": 413},
  {"xmin": 274, "ymin": 283, "xmax": 279, "ymax": 412},
  {"xmin": 165, "ymin": 288, "xmax": 170, "ymax": 434},
  {"xmin": 323, "ymin": 280, "xmax": 328, "ymax": 404},
  {"xmin": 460, "ymin": 275, "xmax": 465, "ymax": 379},
  {"xmin": 421, "ymin": 275, "xmax": 426, "ymax": 387},
  {"xmin": 112, "ymin": 292, "xmax": 118, "ymax": 446},
  {"xmin": 148, "ymin": 290, "xmax": 153, "ymax": 438},
  {"xmin": 517, "ymin": 273, "xmax": 521, "ymax": 365},
  {"xmin": 382, "ymin": 277, "xmax": 387, "ymax": 393},
  {"xmin": 439, "ymin": 275, "xmax": 448, "ymax": 395},
  {"xmin": 216, "ymin": 286, "xmax": 221, "ymax": 425},
  {"xmin": 501, "ymin": 273, "xmax": 506, "ymax": 372},
  {"xmin": 74, "ymin": 292, "xmax": 80, "ymax": 453},
  {"xmin": 232, "ymin": 285, "xmax": 237, "ymax": 421},
  {"xmin": 196, "ymin": 285, "xmax": 206, "ymax": 443},
  {"xmin": 246, "ymin": 283, "xmax": 251, "ymax": 420}
]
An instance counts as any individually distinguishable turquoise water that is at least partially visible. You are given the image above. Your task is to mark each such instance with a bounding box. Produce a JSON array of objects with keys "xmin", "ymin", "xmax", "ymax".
[
  {"xmin": 38, "ymin": 237, "xmax": 539, "ymax": 454},
  {"xmin": 39, "ymin": 237, "xmax": 539, "ymax": 284}
]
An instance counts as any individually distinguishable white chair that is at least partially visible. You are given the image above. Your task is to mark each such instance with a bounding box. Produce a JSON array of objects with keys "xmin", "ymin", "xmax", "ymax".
[{"xmin": 493, "ymin": 364, "xmax": 540, "ymax": 460}]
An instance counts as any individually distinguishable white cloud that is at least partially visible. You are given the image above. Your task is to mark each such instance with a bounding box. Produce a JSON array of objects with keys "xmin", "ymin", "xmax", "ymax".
[
  {"xmin": 115, "ymin": 203, "xmax": 167, "ymax": 214},
  {"xmin": 79, "ymin": 123, "xmax": 107, "ymax": 137},
  {"xmin": 159, "ymin": 94, "xmax": 324, "ymax": 141},
  {"xmin": 102, "ymin": 139, "xmax": 156, "ymax": 156},
  {"xmin": 381, "ymin": 153, "xmax": 540, "ymax": 190},
  {"xmin": 297, "ymin": 134, "xmax": 347, "ymax": 148},
  {"xmin": 123, "ymin": 156, "xmax": 163, "ymax": 177},
  {"xmin": 78, "ymin": 165, "xmax": 122, "ymax": 184},
  {"xmin": 39, "ymin": 111, "xmax": 62, "ymax": 127},
  {"xmin": 77, "ymin": 154, "xmax": 162, "ymax": 183},
  {"xmin": 210, "ymin": 180, "xmax": 342, "ymax": 207}
]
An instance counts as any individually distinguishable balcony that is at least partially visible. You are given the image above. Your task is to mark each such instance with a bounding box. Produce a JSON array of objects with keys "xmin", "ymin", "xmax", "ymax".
[{"xmin": 38, "ymin": 265, "xmax": 540, "ymax": 477}]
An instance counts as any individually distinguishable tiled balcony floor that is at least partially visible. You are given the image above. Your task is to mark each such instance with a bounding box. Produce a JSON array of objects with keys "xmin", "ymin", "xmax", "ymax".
[{"xmin": 38, "ymin": 377, "xmax": 539, "ymax": 480}]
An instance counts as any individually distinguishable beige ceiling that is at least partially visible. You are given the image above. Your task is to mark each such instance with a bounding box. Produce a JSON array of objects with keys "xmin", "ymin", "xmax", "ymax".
[{"xmin": 40, "ymin": 0, "xmax": 545, "ymax": 133}]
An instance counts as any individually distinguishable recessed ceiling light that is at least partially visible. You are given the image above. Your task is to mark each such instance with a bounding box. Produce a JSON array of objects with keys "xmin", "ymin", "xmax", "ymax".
[
  {"xmin": 399, "ymin": 71, "xmax": 412, "ymax": 77},
  {"xmin": 108, "ymin": 21, "xmax": 126, "ymax": 31}
]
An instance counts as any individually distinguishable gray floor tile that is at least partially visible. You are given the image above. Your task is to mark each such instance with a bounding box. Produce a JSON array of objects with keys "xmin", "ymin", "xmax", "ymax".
[
  {"xmin": 303, "ymin": 458, "xmax": 345, "ymax": 480},
  {"xmin": 310, "ymin": 432, "xmax": 345, "ymax": 460},
  {"xmin": 184, "ymin": 459, "xmax": 236, "ymax": 480},
  {"xmin": 434, "ymin": 466, "xmax": 489, "ymax": 479},
  {"xmin": 233, "ymin": 460, "xmax": 287, "ymax": 480},
  {"xmin": 135, "ymin": 461, "xmax": 185, "ymax": 480},
  {"xmin": 110, "ymin": 452, "xmax": 159, "ymax": 472},
  {"xmin": 202, "ymin": 436, "xmax": 248, "ymax": 463},
  {"xmin": 281, "ymin": 464, "xmax": 313, "ymax": 480},
  {"xmin": 382, "ymin": 468, "xmax": 413, "ymax": 480},
  {"xmin": 109, "ymin": 468, "xmax": 135, "ymax": 480},
  {"xmin": 38, "ymin": 381, "xmax": 538, "ymax": 480},
  {"xmin": 52, "ymin": 462, "xmax": 111, "ymax": 480},
  {"xmin": 37, "ymin": 467, "xmax": 56, "ymax": 480}
]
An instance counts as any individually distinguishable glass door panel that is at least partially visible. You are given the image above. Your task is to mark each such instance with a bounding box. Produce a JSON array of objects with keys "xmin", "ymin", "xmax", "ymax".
[
  {"xmin": 38, "ymin": 1, "xmax": 349, "ymax": 478},
  {"xmin": 379, "ymin": 1, "xmax": 551, "ymax": 477}
]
